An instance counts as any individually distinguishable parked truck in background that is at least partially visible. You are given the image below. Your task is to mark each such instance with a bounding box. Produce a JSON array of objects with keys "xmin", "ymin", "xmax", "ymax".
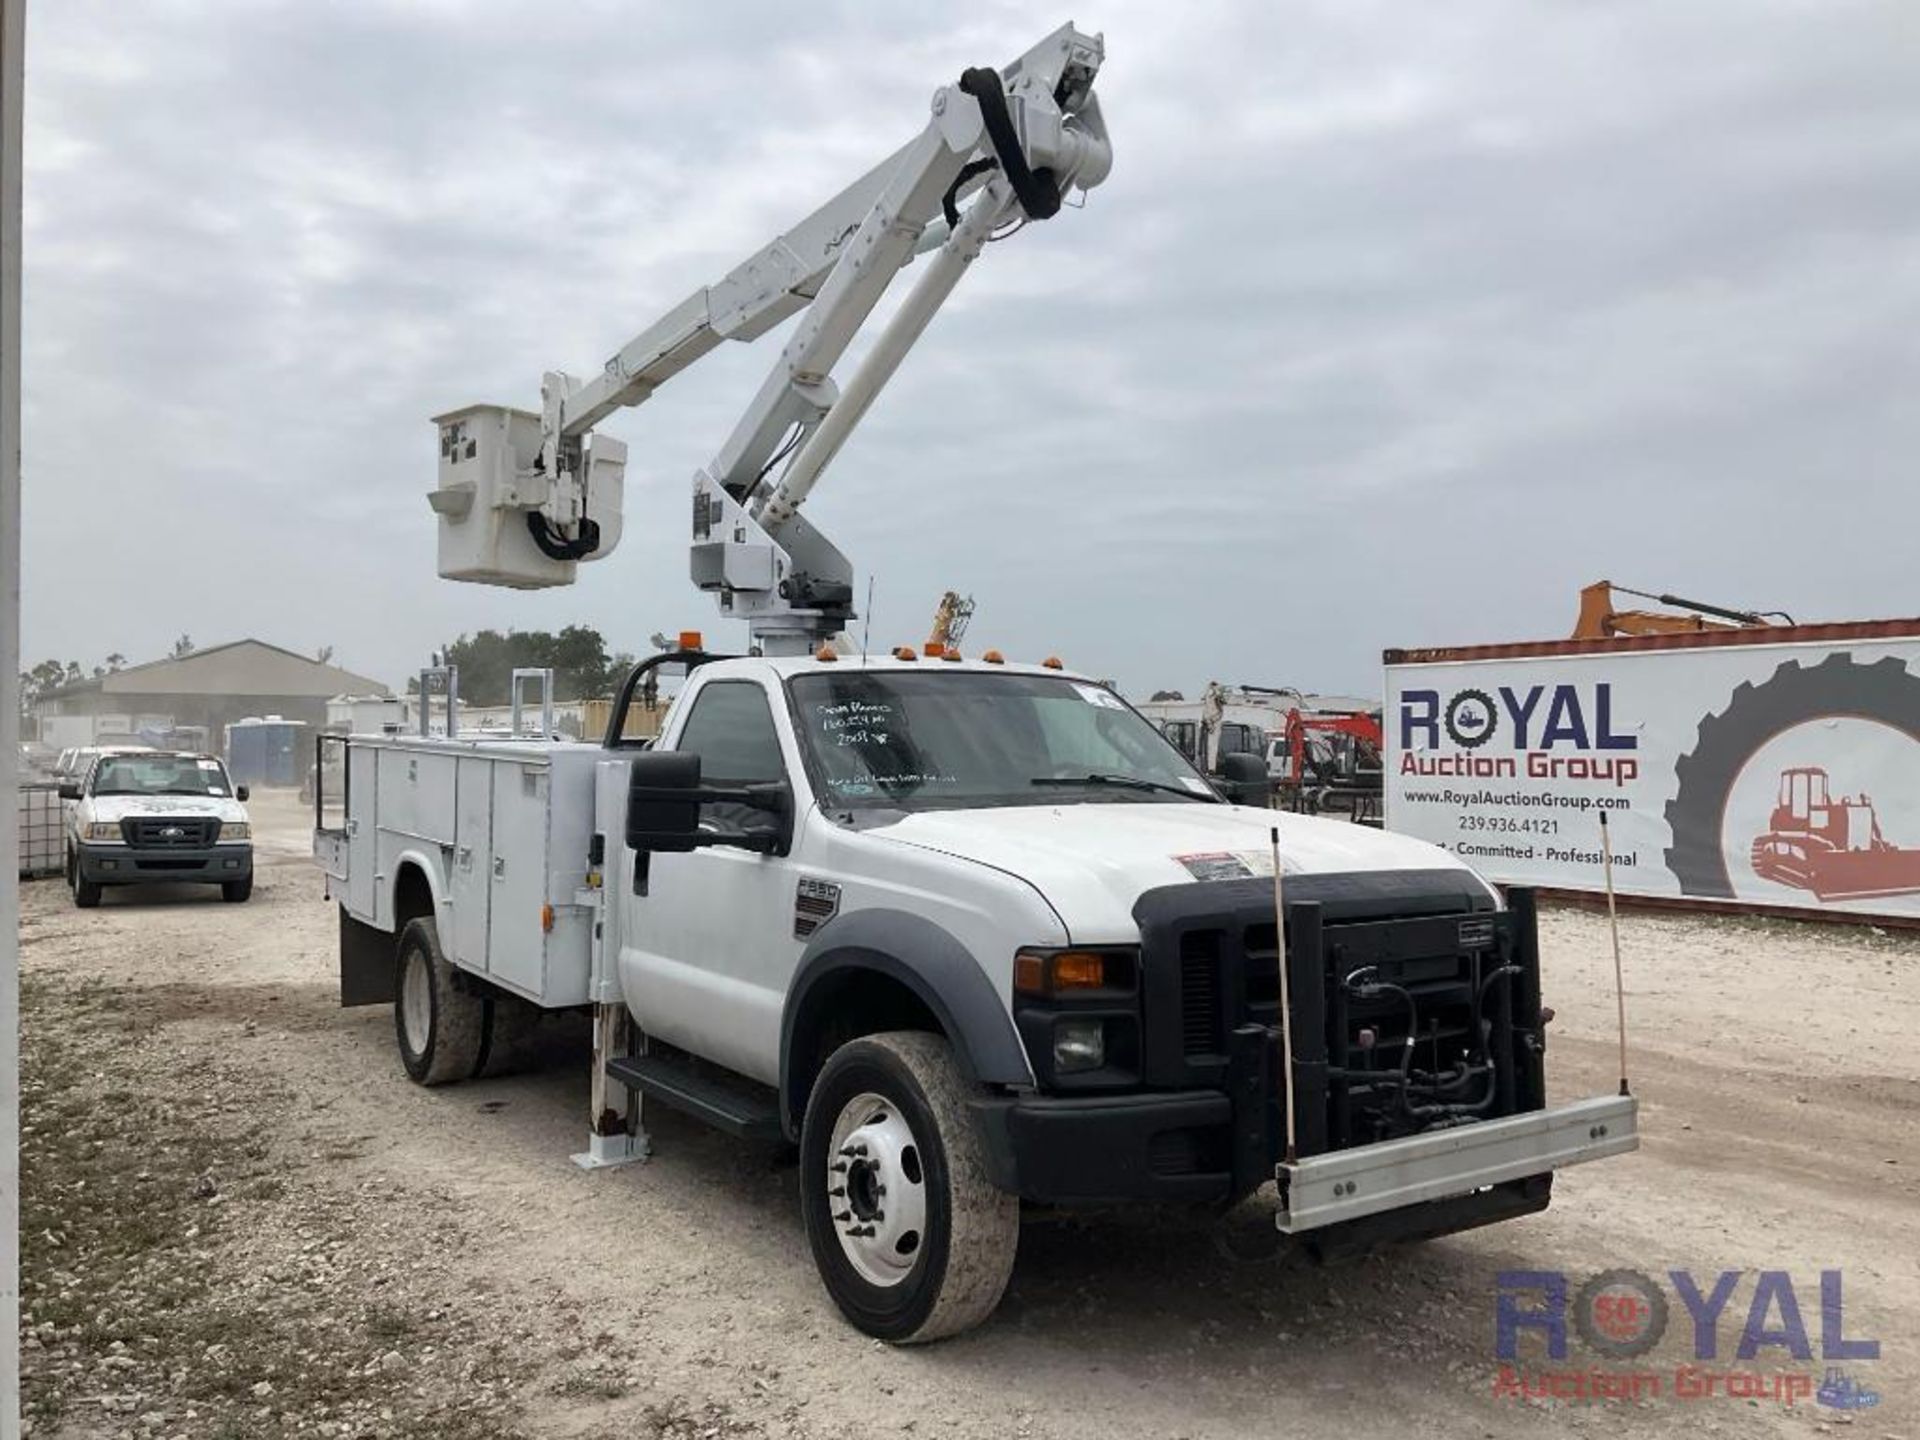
[{"xmin": 317, "ymin": 26, "xmax": 1638, "ymax": 1342}]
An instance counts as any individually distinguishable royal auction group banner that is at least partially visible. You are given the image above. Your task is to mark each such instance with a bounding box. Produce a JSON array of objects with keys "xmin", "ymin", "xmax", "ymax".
[{"xmin": 1384, "ymin": 626, "xmax": 1920, "ymax": 920}]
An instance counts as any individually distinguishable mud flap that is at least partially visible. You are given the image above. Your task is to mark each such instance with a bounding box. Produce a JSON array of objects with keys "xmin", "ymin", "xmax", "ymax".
[{"xmin": 339, "ymin": 906, "xmax": 396, "ymax": 1007}]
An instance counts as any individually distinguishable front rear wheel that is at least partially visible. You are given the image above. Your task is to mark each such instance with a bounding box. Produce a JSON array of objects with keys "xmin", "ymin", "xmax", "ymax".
[{"xmin": 800, "ymin": 1031, "xmax": 1018, "ymax": 1343}]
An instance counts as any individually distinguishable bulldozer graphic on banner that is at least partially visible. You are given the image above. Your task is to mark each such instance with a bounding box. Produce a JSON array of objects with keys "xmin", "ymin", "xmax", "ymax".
[{"xmin": 1751, "ymin": 765, "xmax": 1920, "ymax": 902}]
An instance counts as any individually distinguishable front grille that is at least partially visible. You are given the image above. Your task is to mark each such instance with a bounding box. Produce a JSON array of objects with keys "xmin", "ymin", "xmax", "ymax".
[
  {"xmin": 121, "ymin": 817, "xmax": 219, "ymax": 847},
  {"xmin": 1179, "ymin": 933, "xmax": 1222, "ymax": 1057}
]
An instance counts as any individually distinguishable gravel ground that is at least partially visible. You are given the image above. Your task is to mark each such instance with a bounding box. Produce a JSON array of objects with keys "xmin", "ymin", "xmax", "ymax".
[{"xmin": 16, "ymin": 788, "xmax": 1918, "ymax": 1438}]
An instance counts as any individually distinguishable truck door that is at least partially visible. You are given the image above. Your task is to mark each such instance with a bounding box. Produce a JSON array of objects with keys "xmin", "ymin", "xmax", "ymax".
[{"xmin": 619, "ymin": 677, "xmax": 807, "ymax": 1085}]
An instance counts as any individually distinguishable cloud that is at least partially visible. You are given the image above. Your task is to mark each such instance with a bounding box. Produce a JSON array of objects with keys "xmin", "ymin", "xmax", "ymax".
[{"xmin": 20, "ymin": 0, "xmax": 1920, "ymax": 699}]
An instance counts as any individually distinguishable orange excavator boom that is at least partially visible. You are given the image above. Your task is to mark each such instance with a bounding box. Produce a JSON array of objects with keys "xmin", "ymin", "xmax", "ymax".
[{"xmin": 1572, "ymin": 580, "xmax": 1788, "ymax": 640}]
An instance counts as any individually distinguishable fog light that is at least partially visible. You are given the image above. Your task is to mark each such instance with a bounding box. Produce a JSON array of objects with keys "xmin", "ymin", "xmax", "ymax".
[
  {"xmin": 100, "ymin": 859, "xmax": 118, "ymax": 871},
  {"xmin": 1053, "ymin": 1018, "xmax": 1105, "ymax": 1074}
]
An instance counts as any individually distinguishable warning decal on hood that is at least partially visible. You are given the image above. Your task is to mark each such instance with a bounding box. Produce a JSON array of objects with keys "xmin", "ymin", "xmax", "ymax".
[{"xmin": 1174, "ymin": 849, "xmax": 1279, "ymax": 882}]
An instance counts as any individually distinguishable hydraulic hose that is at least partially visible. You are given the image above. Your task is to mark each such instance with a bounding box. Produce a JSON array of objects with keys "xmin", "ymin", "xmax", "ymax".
[
  {"xmin": 526, "ymin": 511, "xmax": 600, "ymax": 562},
  {"xmin": 958, "ymin": 67, "xmax": 1061, "ymax": 221}
]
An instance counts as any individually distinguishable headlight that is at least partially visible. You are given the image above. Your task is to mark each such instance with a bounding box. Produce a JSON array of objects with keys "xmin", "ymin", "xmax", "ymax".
[
  {"xmin": 218, "ymin": 822, "xmax": 251, "ymax": 842},
  {"xmin": 83, "ymin": 822, "xmax": 121, "ymax": 842},
  {"xmin": 1052, "ymin": 1018, "xmax": 1106, "ymax": 1074}
]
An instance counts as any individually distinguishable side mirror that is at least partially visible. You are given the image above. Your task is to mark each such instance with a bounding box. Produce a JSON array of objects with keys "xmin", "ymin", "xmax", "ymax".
[
  {"xmin": 236, "ymin": 785, "xmax": 251, "ymax": 802},
  {"xmin": 626, "ymin": 751, "xmax": 705, "ymax": 853},
  {"xmin": 58, "ymin": 783, "xmax": 81, "ymax": 801},
  {"xmin": 625, "ymin": 751, "xmax": 794, "ymax": 855},
  {"xmin": 1217, "ymin": 752, "xmax": 1270, "ymax": 807}
]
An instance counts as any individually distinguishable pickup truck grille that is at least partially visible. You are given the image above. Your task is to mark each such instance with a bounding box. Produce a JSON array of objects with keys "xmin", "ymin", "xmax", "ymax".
[{"xmin": 120, "ymin": 817, "xmax": 220, "ymax": 848}]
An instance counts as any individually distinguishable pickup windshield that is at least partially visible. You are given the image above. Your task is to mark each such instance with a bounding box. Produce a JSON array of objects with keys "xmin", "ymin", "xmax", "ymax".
[
  {"xmin": 90, "ymin": 754, "xmax": 235, "ymax": 798},
  {"xmin": 787, "ymin": 670, "xmax": 1218, "ymax": 811}
]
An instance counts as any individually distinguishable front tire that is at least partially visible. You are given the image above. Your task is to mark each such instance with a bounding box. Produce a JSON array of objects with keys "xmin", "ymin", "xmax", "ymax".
[
  {"xmin": 393, "ymin": 917, "xmax": 485, "ymax": 1085},
  {"xmin": 800, "ymin": 1031, "xmax": 1018, "ymax": 1343},
  {"xmin": 72, "ymin": 864, "xmax": 102, "ymax": 909},
  {"xmin": 221, "ymin": 876, "xmax": 253, "ymax": 903}
]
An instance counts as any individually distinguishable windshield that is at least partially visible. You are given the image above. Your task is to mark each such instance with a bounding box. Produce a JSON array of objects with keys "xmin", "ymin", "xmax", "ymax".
[
  {"xmin": 788, "ymin": 670, "xmax": 1218, "ymax": 811},
  {"xmin": 90, "ymin": 754, "xmax": 234, "ymax": 798}
]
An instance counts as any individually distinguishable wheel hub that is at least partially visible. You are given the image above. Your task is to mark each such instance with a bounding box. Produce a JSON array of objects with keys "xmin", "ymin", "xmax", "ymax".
[
  {"xmin": 826, "ymin": 1092, "xmax": 928, "ymax": 1288},
  {"xmin": 400, "ymin": 947, "xmax": 431, "ymax": 1056}
]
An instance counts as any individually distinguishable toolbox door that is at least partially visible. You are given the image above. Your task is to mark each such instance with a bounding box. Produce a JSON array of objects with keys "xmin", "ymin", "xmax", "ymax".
[
  {"xmin": 487, "ymin": 762, "xmax": 550, "ymax": 997},
  {"xmin": 450, "ymin": 757, "xmax": 493, "ymax": 972},
  {"xmin": 347, "ymin": 744, "xmax": 378, "ymax": 918}
]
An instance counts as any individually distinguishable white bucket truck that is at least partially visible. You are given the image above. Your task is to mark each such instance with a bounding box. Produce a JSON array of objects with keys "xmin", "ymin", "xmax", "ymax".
[{"xmin": 317, "ymin": 26, "xmax": 1636, "ymax": 1343}]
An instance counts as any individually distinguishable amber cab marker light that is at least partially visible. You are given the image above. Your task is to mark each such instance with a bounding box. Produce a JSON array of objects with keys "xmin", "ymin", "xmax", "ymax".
[
  {"xmin": 982, "ymin": 649, "xmax": 1005, "ymax": 664},
  {"xmin": 540, "ymin": 903, "xmax": 555, "ymax": 934},
  {"xmin": 815, "ymin": 645, "xmax": 838, "ymax": 662},
  {"xmin": 941, "ymin": 646, "xmax": 963, "ymax": 662},
  {"xmin": 1041, "ymin": 655, "xmax": 1064, "ymax": 670},
  {"xmin": 892, "ymin": 646, "xmax": 919, "ymax": 661},
  {"xmin": 677, "ymin": 630, "xmax": 703, "ymax": 651}
]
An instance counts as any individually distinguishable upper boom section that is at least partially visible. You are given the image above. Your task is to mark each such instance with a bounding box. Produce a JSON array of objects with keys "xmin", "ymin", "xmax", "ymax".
[{"xmin": 430, "ymin": 24, "xmax": 1112, "ymax": 653}]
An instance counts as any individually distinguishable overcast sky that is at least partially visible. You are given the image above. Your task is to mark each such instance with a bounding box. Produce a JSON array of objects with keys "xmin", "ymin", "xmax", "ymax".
[{"xmin": 19, "ymin": 1, "xmax": 1919, "ymax": 697}]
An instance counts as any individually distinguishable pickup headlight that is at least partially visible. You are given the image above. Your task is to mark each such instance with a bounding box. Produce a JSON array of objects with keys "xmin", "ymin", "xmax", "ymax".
[
  {"xmin": 83, "ymin": 822, "xmax": 121, "ymax": 842},
  {"xmin": 1052, "ymin": 1018, "xmax": 1106, "ymax": 1073},
  {"xmin": 218, "ymin": 822, "xmax": 251, "ymax": 842}
]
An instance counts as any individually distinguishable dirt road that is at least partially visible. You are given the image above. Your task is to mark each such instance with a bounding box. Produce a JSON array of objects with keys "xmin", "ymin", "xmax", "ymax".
[{"xmin": 18, "ymin": 790, "xmax": 1918, "ymax": 1438}]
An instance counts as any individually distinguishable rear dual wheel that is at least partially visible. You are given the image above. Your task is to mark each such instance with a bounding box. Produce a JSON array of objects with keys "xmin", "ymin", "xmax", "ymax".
[
  {"xmin": 800, "ymin": 1031, "xmax": 1018, "ymax": 1343},
  {"xmin": 394, "ymin": 917, "xmax": 486, "ymax": 1085},
  {"xmin": 393, "ymin": 917, "xmax": 545, "ymax": 1084}
]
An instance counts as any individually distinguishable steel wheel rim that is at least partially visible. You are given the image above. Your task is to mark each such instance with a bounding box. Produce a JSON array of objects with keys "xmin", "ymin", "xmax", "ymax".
[
  {"xmin": 826, "ymin": 1090, "xmax": 929, "ymax": 1289},
  {"xmin": 400, "ymin": 946, "xmax": 432, "ymax": 1056}
]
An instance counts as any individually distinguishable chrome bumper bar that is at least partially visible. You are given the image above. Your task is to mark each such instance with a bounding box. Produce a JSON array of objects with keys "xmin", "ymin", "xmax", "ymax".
[{"xmin": 1275, "ymin": 1093, "xmax": 1638, "ymax": 1234}]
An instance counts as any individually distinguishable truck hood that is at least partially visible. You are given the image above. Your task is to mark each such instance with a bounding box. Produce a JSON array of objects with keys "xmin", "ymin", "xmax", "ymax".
[
  {"xmin": 85, "ymin": 794, "xmax": 248, "ymax": 826},
  {"xmin": 873, "ymin": 802, "xmax": 1487, "ymax": 941}
]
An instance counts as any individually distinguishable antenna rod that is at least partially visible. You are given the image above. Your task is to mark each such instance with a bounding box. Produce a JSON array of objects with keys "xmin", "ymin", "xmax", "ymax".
[
  {"xmin": 1598, "ymin": 810, "xmax": 1631, "ymax": 1096},
  {"xmin": 1270, "ymin": 825, "xmax": 1297, "ymax": 1164}
]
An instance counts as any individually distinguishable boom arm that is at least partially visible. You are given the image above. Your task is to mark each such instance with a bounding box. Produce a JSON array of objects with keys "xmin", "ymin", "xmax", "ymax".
[{"xmin": 430, "ymin": 24, "xmax": 1113, "ymax": 654}]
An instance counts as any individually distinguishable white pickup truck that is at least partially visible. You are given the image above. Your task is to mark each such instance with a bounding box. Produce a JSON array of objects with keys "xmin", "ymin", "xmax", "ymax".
[
  {"xmin": 315, "ymin": 647, "xmax": 1637, "ymax": 1342},
  {"xmin": 64, "ymin": 749, "xmax": 253, "ymax": 907}
]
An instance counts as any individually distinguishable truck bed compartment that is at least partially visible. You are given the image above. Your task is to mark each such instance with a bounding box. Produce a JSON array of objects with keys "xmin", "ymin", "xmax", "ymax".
[{"xmin": 317, "ymin": 734, "xmax": 605, "ymax": 1007}]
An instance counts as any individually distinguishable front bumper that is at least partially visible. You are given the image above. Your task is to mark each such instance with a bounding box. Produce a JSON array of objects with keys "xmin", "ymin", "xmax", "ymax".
[
  {"xmin": 971, "ymin": 1090, "xmax": 1236, "ymax": 1204},
  {"xmin": 971, "ymin": 1087, "xmax": 1638, "ymax": 1220},
  {"xmin": 76, "ymin": 842, "xmax": 253, "ymax": 885}
]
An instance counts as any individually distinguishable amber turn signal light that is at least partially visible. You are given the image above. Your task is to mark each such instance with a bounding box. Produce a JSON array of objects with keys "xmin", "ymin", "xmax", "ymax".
[{"xmin": 1013, "ymin": 948, "xmax": 1132, "ymax": 996}]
